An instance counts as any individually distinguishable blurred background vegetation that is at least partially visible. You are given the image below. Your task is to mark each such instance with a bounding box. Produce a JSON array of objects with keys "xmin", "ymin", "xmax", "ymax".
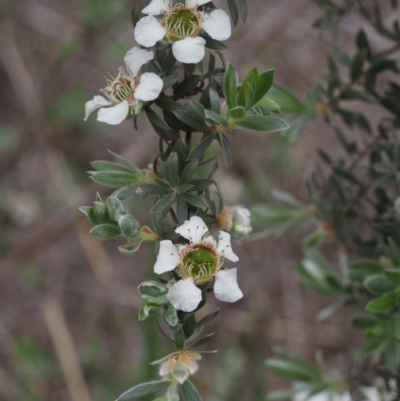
[{"xmin": 0, "ymin": 0, "xmax": 397, "ymax": 400}]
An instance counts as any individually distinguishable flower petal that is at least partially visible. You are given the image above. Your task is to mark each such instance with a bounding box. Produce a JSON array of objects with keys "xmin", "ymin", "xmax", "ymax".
[
  {"xmin": 154, "ymin": 240, "xmax": 180, "ymax": 274},
  {"xmin": 214, "ymin": 268, "xmax": 243, "ymax": 303},
  {"xmin": 134, "ymin": 16, "xmax": 167, "ymax": 47},
  {"xmin": 217, "ymin": 231, "xmax": 238, "ymax": 262},
  {"xmin": 142, "ymin": 0, "xmax": 170, "ymax": 15},
  {"xmin": 124, "ymin": 47, "xmax": 154, "ymax": 76},
  {"xmin": 167, "ymin": 278, "xmax": 202, "ymax": 312},
  {"xmin": 175, "ymin": 216, "xmax": 208, "ymax": 244},
  {"xmin": 97, "ymin": 101, "xmax": 129, "ymax": 125},
  {"xmin": 202, "ymin": 9, "xmax": 231, "ymax": 41},
  {"xmin": 186, "ymin": 0, "xmax": 211, "ymax": 8},
  {"xmin": 135, "ymin": 72, "xmax": 164, "ymax": 101},
  {"xmin": 172, "ymin": 37, "xmax": 206, "ymax": 64},
  {"xmin": 84, "ymin": 95, "xmax": 111, "ymax": 121}
]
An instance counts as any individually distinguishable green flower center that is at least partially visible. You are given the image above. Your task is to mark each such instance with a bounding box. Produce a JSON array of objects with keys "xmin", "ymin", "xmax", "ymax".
[
  {"xmin": 182, "ymin": 246, "xmax": 217, "ymax": 284},
  {"xmin": 165, "ymin": 8, "xmax": 200, "ymax": 40},
  {"xmin": 103, "ymin": 73, "xmax": 136, "ymax": 104}
]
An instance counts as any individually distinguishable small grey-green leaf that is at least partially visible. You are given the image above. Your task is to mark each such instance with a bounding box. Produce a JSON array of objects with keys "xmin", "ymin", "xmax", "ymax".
[
  {"xmin": 165, "ymin": 303, "xmax": 178, "ymax": 327},
  {"xmin": 118, "ymin": 215, "xmax": 141, "ymax": 238},
  {"xmin": 181, "ymin": 380, "xmax": 202, "ymax": 401},
  {"xmin": 235, "ymin": 116, "xmax": 289, "ymax": 132},
  {"xmin": 116, "ymin": 380, "xmax": 171, "ymax": 401},
  {"xmin": 90, "ymin": 224, "xmax": 121, "ymax": 240}
]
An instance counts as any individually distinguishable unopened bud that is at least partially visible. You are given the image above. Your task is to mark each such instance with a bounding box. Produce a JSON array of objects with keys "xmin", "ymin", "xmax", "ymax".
[
  {"xmin": 216, "ymin": 205, "xmax": 252, "ymax": 239},
  {"xmin": 158, "ymin": 350, "xmax": 201, "ymax": 384},
  {"xmin": 140, "ymin": 226, "xmax": 159, "ymax": 241}
]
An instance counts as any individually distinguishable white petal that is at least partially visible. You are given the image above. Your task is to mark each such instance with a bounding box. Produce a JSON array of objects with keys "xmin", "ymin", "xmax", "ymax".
[
  {"xmin": 124, "ymin": 47, "xmax": 154, "ymax": 76},
  {"xmin": 186, "ymin": 0, "xmax": 211, "ymax": 8},
  {"xmin": 167, "ymin": 278, "xmax": 202, "ymax": 312},
  {"xmin": 154, "ymin": 240, "xmax": 180, "ymax": 274},
  {"xmin": 97, "ymin": 101, "xmax": 129, "ymax": 125},
  {"xmin": 134, "ymin": 16, "xmax": 167, "ymax": 47},
  {"xmin": 84, "ymin": 95, "xmax": 111, "ymax": 121},
  {"xmin": 214, "ymin": 269, "xmax": 243, "ymax": 303},
  {"xmin": 142, "ymin": 0, "xmax": 170, "ymax": 15},
  {"xmin": 217, "ymin": 231, "xmax": 238, "ymax": 262},
  {"xmin": 172, "ymin": 37, "xmax": 206, "ymax": 64},
  {"xmin": 135, "ymin": 72, "xmax": 163, "ymax": 101},
  {"xmin": 202, "ymin": 9, "xmax": 231, "ymax": 41},
  {"xmin": 175, "ymin": 216, "xmax": 208, "ymax": 244}
]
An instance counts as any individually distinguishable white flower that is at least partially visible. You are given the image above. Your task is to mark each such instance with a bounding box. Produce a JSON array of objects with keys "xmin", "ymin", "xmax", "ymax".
[
  {"xmin": 84, "ymin": 47, "xmax": 163, "ymax": 125},
  {"xmin": 216, "ymin": 205, "xmax": 252, "ymax": 239},
  {"xmin": 154, "ymin": 216, "xmax": 242, "ymax": 312},
  {"xmin": 134, "ymin": 0, "xmax": 231, "ymax": 64}
]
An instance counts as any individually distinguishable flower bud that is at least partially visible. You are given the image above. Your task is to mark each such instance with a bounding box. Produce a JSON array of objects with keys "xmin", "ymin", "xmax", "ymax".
[
  {"xmin": 158, "ymin": 350, "xmax": 201, "ymax": 384},
  {"xmin": 216, "ymin": 205, "xmax": 252, "ymax": 239}
]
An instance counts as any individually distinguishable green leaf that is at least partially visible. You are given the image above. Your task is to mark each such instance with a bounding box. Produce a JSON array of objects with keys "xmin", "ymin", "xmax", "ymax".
[
  {"xmin": 118, "ymin": 215, "xmax": 141, "ymax": 238},
  {"xmin": 179, "ymin": 193, "xmax": 205, "ymax": 208},
  {"xmin": 238, "ymin": 82, "xmax": 254, "ymax": 110},
  {"xmin": 163, "ymin": 76, "xmax": 178, "ymax": 90},
  {"xmin": 218, "ymin": 133, "xmax": 232, "ymax": 167},
  {"xmin": 266, "ymin": 358, "xmax": 319, "ymax": 382},
  {"xmin": 253, "ymin": 69, "xmax": 275, "ymax": 104},
  {"xmin": 91, "ymin": 161, "xmax": 133, "ymax": 173},
  {"xmin": 116, "ymin": 380, "xmax": 171, "ymax": 401},
  {"xmin": 364, "ymin": 275, "xmax": 397, "ymax": 295},
  {"xmin": 90, "ymin": 171, "xmax": 144, "ymax": 188},
  {"xmin": 351, "ymin": 50, "xmax": 367, "ymax": 81},
  {"xmin": 79, "ymin": 206, "xmax": 101, "ymax": 225},
  {"xmin": 174, "ymin": 111, "xmax": 209, "ymax": 131},
  {"xmin": 226, "ymin": 0, "xmax": 239, "ymax": 25},
  {"xmin": 209, "ymin": 89, "xmax": 221, "ymax": 114},
  {"xmin": 181, "ymin": 380, "xmax": 202, "ymax": 401},
  {"xmin": 107, "ymin": 196, "xmax": 125, "ymax": 221},
  {"xmin": 142, "ymin": 183, "xmax": 173, "ymax": 195},
  {"xmin": 166, "ymin": 382, "xmax": 179, "ymax": 401},
  {"xmin": 234, "ymin": 116, "xmax": 289, "ymax": 132},
  {"xmin": 168, "ymin": 153, "xmax": 179, "ymax": 186},
  {"xmin": 189, "ymin": 179, "xmax": 213, "ymax": 191},
  {"xmin": 223, "ymin": 63, "xmax": 238, "ymax": 110},
  {"xmin": 180, "ymin": 161, "xmax": 198, "ymax": 185},
  {"xmin": 268, "ymin": 83, "xmax": 310, "ymax": 113},
  {"xmin": 349, "ymin": 260, "xmax": 384, "ymax": 281},
  {"xmin": 174, "ymin": 330, "xmax": 185, "ymax": 350},
  {"xmin": 191, "ymin": 333, "xmax": 214, "ymax": 347},
  {"xmin": 145, "ymin": 107, "xmax": 171, "ymax": 131},
  {"xmin": 238, "ymin": 0, "xmax": 248, "ymax": 21},
  {"xmin": 366, "ymin": 293, "xmax": 396, "ymax": 314},
  {"xmin": 228, "ymin": 106, "xmax": 246, "ymax": 120},
  {"xmin": 351, "ymin": 314, "xmax": 383, "ymax": 329},
  {"xmin": 183, "ymin": 315, "xmax": 197, "ymax": 338},
  {"xmin": 174, "ymin": 75, "xmax": 201, "ymax": 97},
  {"xmin": 165, "ymin": 303, "xmax": 178, "ymax": 327},
  {"xmin": 187, "ymin": 134, "xmax": 215, "ymax": 160},
  {"xmin": 151, "ymin": 193, "xmax": 175, "ymax": 214},
  {"xmin": 204, "ymin": 110, "xmax": 229, "ymax": 128},
  {"xmin": 90, "ymin": 224, "xmax": 121, "ymax": 240},
  {"xmin": 197, "ymin": 309, "xmax": 219, "ymax": 327}
]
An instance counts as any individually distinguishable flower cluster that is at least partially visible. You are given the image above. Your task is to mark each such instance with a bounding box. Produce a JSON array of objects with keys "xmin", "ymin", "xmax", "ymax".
[
  {"xmin": 154, "ymin": 216, "xmax": 243, "ymax": 312},
  {"xmin": 135, "ymin": 0, "xmax": 231, "ymax": 64},
  {"xmin": 84, "ymin": 0, "xmax": 232, "ymax": 125}
]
